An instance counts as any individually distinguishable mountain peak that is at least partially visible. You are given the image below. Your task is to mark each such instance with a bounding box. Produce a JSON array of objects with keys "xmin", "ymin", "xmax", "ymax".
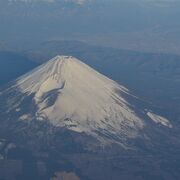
[
  {"xmin": 52, "ymin": 55, "xmax": 74, "ymax": 62},
  {"xmin": 48, "ymin": 55, "xmax": 76, "ymax": 66}
]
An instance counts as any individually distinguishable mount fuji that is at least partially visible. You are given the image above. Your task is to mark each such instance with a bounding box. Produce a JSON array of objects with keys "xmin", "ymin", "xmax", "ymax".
[{"xmin": 0, "ymin": 56, "xmax": 172, "ymax": 149}]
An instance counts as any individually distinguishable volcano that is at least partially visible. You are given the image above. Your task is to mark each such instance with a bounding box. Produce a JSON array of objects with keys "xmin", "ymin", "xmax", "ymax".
[{"xmin": 0, "ymin": 56, "xmax": 172, "ymax": 147}]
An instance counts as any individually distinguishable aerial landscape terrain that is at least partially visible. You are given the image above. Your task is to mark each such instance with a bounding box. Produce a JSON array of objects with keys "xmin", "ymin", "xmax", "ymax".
[{"xmin": 0, "ymin": 0, "xmax": 180, "ymax": 180}]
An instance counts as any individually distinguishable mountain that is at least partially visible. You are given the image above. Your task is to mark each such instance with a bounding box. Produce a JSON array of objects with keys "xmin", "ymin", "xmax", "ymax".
[
  {"xmin": 12, "ymin": 55, "xmax": 145, "ymax": 143},
  {"xmin": 0, "ymin": 56, "xmax": 173, "ymax": 146},
  {"xmin": 1, "ymin": 56, "xmax": 180, "ymax": 180}
]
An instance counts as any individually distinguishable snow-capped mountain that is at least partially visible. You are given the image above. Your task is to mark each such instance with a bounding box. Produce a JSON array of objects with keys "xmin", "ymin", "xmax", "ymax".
[{"xmin": 0, "ymin": 56, "xmax": 172, "ymax": 147}]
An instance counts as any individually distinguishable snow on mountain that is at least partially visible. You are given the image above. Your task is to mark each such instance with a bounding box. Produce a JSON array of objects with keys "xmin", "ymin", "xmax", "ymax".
[
  {"xmin": 147, "ymin": 112, "xmax": 172, "ymax": 128},
  {"xmin": 14, "ymin": 56, "xmax": 144, "ymax": 142}
]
